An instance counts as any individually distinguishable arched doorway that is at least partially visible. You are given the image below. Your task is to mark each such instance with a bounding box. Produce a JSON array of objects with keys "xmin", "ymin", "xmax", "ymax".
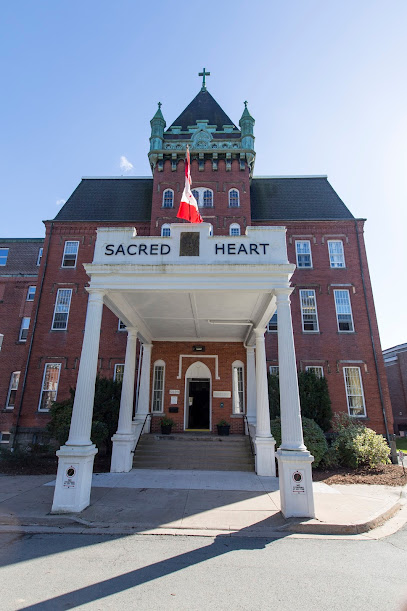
[{"xmin": 184, "ymin": 361, "xmax": 211, "ymax": 431}]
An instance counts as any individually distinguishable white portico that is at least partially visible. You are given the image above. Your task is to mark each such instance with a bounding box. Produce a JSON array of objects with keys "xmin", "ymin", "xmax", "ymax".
[{"xmin": 51, "ymin": 223, "xmax": 315, "ymax": 519}]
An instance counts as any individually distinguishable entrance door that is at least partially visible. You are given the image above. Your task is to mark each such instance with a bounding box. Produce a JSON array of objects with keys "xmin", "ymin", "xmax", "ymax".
[{"xmin": 187, "ymin": 379, "xmax": 210, "ymax": 430}]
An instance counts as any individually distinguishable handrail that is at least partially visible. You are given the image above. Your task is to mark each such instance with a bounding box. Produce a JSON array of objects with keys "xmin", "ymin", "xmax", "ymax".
[
  {"xmin": 132, "ymin": 413, "xmax": 150, "ymax": 456},
  {"xmin": 243, "ymin": 415, "xmax": 255, "ymax": 456}
]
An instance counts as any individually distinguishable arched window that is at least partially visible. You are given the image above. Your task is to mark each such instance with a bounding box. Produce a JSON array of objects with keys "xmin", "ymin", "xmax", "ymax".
[
  {"xmin": 229, "ymin": 223, "xmax": 240, "ymax": 236},
  {"xmin": 192, "ymin": 189, "xmax": 199, "ymax": 202},
  {"xmin": 161, "ymin": 224, "xmax": 171, "ymax": 237},
  {"xmin": 232, "ymin": 360, "xmax": 245, "ymax": 414},
  {"xmin": 229, "ymin": 189, "xmax": 240, "ymax": 207},
  {"xmin": 162, "ymin": 189, "xmax": 174, "ymax": 208},
  {"xmin": 191, "ymin": 187, "xmax": 214, "ymax": 208},
  {"xmin": 151, "ymin": 360, "xmax": 165, "ymax": 412}
]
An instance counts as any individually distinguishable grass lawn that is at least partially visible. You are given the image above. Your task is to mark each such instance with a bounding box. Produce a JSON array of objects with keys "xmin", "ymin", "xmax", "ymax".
[{"xmin": 396, "ymin": 437, "xmax": 407, "ymax": 454}]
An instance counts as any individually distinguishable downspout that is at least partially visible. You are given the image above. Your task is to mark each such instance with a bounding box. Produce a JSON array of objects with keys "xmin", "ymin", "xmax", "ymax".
[
  {"xmin": 354, "ymin": 219, "xmax": 390, "ymax": 442},
  {"xmin": 12, "ymin": 222, "xmax": 54, "ymax": 448}
]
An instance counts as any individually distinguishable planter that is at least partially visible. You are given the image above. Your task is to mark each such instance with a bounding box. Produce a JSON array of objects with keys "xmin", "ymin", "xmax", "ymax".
[
  {"xmin": 217, "ymin": 425, "xmax": 230, "ymax": 436},
  {"xmin": 161, "ymin": 425, "xmax": 172, "ymax": 435}
]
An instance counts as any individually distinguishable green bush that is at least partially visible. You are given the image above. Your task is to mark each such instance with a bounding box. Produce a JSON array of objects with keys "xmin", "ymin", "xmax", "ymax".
[
  {"xmin": 270, "ymin": 416, "xmax": 328, "ymax": 468},
  {"xmin": 332, "ymin": 413, "xmax": 390, "ymax": 468}
]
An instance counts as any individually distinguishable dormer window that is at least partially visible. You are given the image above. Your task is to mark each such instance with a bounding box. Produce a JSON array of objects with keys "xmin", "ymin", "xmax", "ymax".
[
  {"xmin": 192, "ymin": 187, "xmax": 213, "ymax": 208},
  {"xmin": 162, "ymin": 189, "xmax": 174, "ymax": 208},
  {"xmin": 229, "ymin": 189, "xmax": 240, "ymax": 207},
  {"xmin": 161, "ymin": 224, "xmax": 171, "ymax": 237},
  {"xmin": 230, "ymin": 223, "xmax": 240, "ymax": 236}
]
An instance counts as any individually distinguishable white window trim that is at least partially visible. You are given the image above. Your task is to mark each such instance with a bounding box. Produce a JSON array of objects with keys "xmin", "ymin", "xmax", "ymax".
[
  {"xmin": 328, "ymin": 239, "xmax": 346, "ymax": 268},
  {"xmin": 0, "ymin": 432, "xmax": 11, "ymax": 444},
  {"xmin": 161, "ymin": 224, "xmax": 171, "ymax": 237},
  {"xmin": 5, "ymin": 371, "xmax": 20, "ymax": 409},
  {"xmin": 334, "ymin": 289, "xmax": 355, "ymax": 333},
  {"xmin": 19, "ymin": 317, "xmax": 30, "ymax": 342},
  {"xmin": 305, "ymin": 366, "xmax": 324, "ymax": 378},
  {"xmin": 229, "ymin": 223, "xmax": 240, "ymax": 236},
  {"xmin": 228, "ymin": 188, "xmax": 240, "ymax": 207},
  {"xmin": 232, "ymin": 360, "xmax": 245, "ymax": 414},
  {"xmin": 38, "ymin": 363, "xmax": 61, "ymax": 412},
  {"xmin": 36, "ymin": 247, "xmax": 43, "ymax": 266},
  {"xmin": 162, "ymin": 189, "xmax": 174, "ymax": 209},
  {"xmin": 299, "ymin": 289, "xmax": 319, "ymax": 333},
  {"xmin": 267, "ymin": 312, "xmax": 278, "ymax": 332},
  {"xmin": 51, "ymin": 288, "xmax": 72, "ymax": 331},
  {"xmin": 26, "ymin": 286, "xmax": 36, "ymax": 301},
  {"xmin": 114, "ymin": 363, "xmax": 125, "ymax": 382},
  {"xmin": 191, "ymin": 187, "xmax": 214, "ymax": 208},
  {"xmin": 151, "ymin": 360, "xmax": 165, "ymax": 413},
  {"xmin": 343, "ymin": 366, "xmax": 366, "ymax": 417},
  {"xmin": 269, "ymin": 365, "xmax": 279, "ymax": 376},
  {"xmin": 118, "ymin": 319, "xmax": 126, "ymax": 331},
  {"xmin": 295, "ymin": 240, "xmax": 313, "ymax": 268},
  {"xmin": 62, "ymin": 241, "xmax": 79, "ymax": 268}
]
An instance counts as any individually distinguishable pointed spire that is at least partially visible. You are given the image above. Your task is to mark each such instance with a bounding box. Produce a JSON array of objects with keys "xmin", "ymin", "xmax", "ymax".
[
  {"xmin": 240, "ymin": 100, "xmax": 254, "ymax": 121},
  {"xmin": 151, "ymin": 101, "xmax": 165, "ymax": 123}
]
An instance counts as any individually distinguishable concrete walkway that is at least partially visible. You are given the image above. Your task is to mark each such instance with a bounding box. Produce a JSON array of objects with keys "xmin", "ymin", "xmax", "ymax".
[{"xmin": 0, "ymin": 469, "xmax": 406, "ymax": 539}]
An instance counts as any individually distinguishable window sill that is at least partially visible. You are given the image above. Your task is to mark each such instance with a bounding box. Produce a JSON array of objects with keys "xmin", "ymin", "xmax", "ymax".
[
  {"xmin": 230, "ymin": 413, "xmax": 244, "ymax": 418},
  {"xmin": 161, "ymin": 207, "xmax": 174, "ymax": 210},
  {"xmin": 338, "ymin": 331, "xmax": 356, "ymax": 334},
  {"xmin": 50, "ymin": 329, "xmax": 68, "ymax": 332},
  {"xmin": 37, "ymin": 410, "xmax": 50, "ymax": 414},
  {"xmin": 2, "ymin": 408, "xmax": 14, "ymax": 413},
  {"xmin": 151, "ymin": 412, "xmax": 165, "ymax": 416},
  {"xmin": 16, "ymin": 340, "xmax": 27, "ymax": 345},
  {"xmin": 302, "ymin": 331, "xmax": 320, "ymax": 334}
]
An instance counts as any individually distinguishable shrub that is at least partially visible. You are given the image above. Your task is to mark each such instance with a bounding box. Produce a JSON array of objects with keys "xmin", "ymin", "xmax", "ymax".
[
  {"xmin": 270, "ymin": 416, "xmax": 328, "ymax": 468},
  {"xmin": 332, "ymin": 413, "xmax": 390, "ymax": 468}
]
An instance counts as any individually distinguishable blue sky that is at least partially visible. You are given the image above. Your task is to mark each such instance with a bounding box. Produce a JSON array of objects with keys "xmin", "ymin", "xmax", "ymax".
[{"xmin": 1, "ymin": 1, "xmax": 406, "ymax": 349}]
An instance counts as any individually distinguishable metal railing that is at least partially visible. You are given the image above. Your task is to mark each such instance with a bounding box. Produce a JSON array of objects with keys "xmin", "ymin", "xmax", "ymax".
[{"xmin": 243, "ymin": 415, "xmax": 255, "ymax": 456}]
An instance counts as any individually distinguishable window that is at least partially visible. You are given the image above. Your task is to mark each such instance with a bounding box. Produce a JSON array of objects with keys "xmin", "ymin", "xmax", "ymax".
[
  {"xmin": 19, "ymin": 317, "xmax": 30, "ymax": 341},
  {"xmin": 6, "ymin": 372, "xmax": 20, "ymax": 409},
  {"xmin": 334, "ymin": 290, "xmax": 354, "ymax": 332},
  {"xmin": 0, "ymin": 432, "xmax": 11, "ymax": 444},
  {"xmin": 267, "ymin": 312, "xmax": 278, "ymax": 332},
  {"xmin": 114, "ymin": 364, "xmax": 125, "ymax": 383},
  {"xmin": 36, "ymin": 247, "xmax": 43, "ymax": 266},
  {"xmin": 295, "ymin": 241, "xmax": 312, "ymax": 268},
  {"xmin": 232, "ymin": 361, "xmax": 245, "ymax": 414},
  {"xmin": 151, "ymin": 360, "xmax": 165, "ymax": 412},
  {"xmin": 328, "ymin": 240, "xmax": 345, "ymax": 268},
  {"xmin": 343, "ymin": 367, "xmax": 366, "ymax": 417},
  {"xmin": 229, "ymin": 223, "xmax": 240, "ymax": 236},
  {"xmin": 162, "ymin": 189, "xmax": 174, "ymax": 208},
  {"xmin": 118, "ymin": 319, "xmax": 126, "ymax": 331},
  {"xmin": 202, "ymin": 189, "xmax": 213, "ymax": 207},
  {"xmin": 299, "ymin": 289, "xmax": 319, "ymax": 332},
  {"xmin": 305, "ymin": 366, "xmax": 324, "ymax": 378},
  {"xmin": 229, "ymin": 189, "xmax": 240, "ymax": 207},
  {"xmin": 161, "ymin": 224, "xmax": 171, "ymax": 237},
  {"xmin": 62, "ymin": 241, "xmax": 79, "ymax": 268},
  {"xmin": 51, "ymin": 289, "xmax": 72, "ymax": 330},
  {"xmin": 0, "ymin": 248, "xmax": 9, "ymax": 266},
  {"xmin": 38, "ymin": 363, "xmax": 61, "ymax": 411},
  {"xmin": 269, "ymin": 366, "xmax": 279, "ymax": 376},
  {"xmin": 192, "ymin": 187, "xmax": 213, "ymax": 208},
  {"xmin": 26, "ymin": 286, "xmax": 36, "ymax": 301}
]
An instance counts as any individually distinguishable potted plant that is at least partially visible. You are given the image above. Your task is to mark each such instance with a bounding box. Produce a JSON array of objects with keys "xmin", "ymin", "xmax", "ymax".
[
  {"xmin": 160, "ymin": 416, "xmax": 174, "ymax": 435},
  {"xmin": 217, "ymin": 419, "xmax": 230, "ymax": 436}
]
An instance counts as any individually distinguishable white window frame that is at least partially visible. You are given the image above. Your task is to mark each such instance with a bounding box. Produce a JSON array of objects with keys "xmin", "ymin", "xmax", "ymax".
[
  {"xmin": 334, "ymin": 289, "xmax": 354, "ymax": 332},
  {"xmin": 305, "ymin": 366, "xmax": 324, "ymax": 378},
  {"xmin": 299, "ymin": 289, "xmax": 319, "ymax": 332},
  {"xmin": 232, "ymin": 360, "xmax": 245, "ymax": 414},
  {"xmin": 229, "ymin": 223, "xmax": 240, "ymax": 236},
  {"xmin": 62, "ymin": 241, "xmax": 79, "ymax": 268},
  {"xmin": 343, "ymin": 367, "xmax": 366, "ymax": 417},
  {"xmin": 0, "ymin": 248, "xmax": 9, "ymax": 266},
  {"xmin": 161, "ymin": 224, "xmax": 171, "ymax": 237},
  {"xmin": 114, "ymin": 364, "xmax": 125, "ymax": 383},
  {"xmin": 151, "ymin": 360, "xmax": 165, "ymax": 413},
  {"xmin": 38, "ymin": 363, "xmax": 61, "ymax": 412},
  {"xmin": 5, "ymin": 371, "xmax": 20, "ymax": 409},
  {"xmin": 118, "ymin": 319, "xmax": 126, "ymax": 331},
  {"xmin": 295, "ymin": 240, "xmax": 313, "ymax": 268},
  {"xmin": 26, "ymin": 286, "xmax": 36, "ymax": 301},
  {"xmin": 0, "ymin": 432, "xmax": 11, "ymax": 444},
  {"xmin": 267, "ymin": 312, "xmax": 278, "ymax": 332},
  {"xmin": 36, "ymin": 247, "xmax": 43, "ymax": 266},
  {"xmin": 191, "ymin": 187, "xmax": 214, "ymax": 208},
  {"xmin": 51, "ymin": 288, "xmax": 72, "ymax": 331},
  {"xmin": 269, "ymin": 365, "xmax": 279, "ymax": 376},
  {"xmin": 19, "ymin": 317, "xmax": 30, "ymax": 342},
  {"xmin": 228, "ymin": 188, "xmax": 240, "ymax": 207},
  {"xmin": 162, "ymin": 189, "xmax": 174, "ymax": 209},
  {"xmin": 328, "ymin": 240, "xmax": 345, "ymax": 268}
]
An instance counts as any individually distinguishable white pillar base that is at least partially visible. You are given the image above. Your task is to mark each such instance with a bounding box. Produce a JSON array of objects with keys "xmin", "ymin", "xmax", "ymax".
[
  {"xmin": 110, "ymin": 434, "xmax": 136, "ymax": 473},
  {"xmin": 277, "ymin": 449, "xmax": 315, "ymax": 518},
  {"xmin": 254, "ymin": 436, "xmax": 276, "ymax": 476},
  {"xmin": 51, "ymin": 444, "xmax": 98, "ymax": 513},
  {"xmin": 133, "ymin": 413, "xmax": 151, "ymax": 436}
]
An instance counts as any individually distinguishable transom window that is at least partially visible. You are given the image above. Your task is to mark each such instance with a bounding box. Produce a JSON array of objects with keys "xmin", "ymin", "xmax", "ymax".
[
  {"xmin": 228, "ymin": 189, "xmax": 240, "ymax": 207},
  {"xmin": 161, "ymin": 224, "xmax": 171, "ymax": 237},
  {"xmin": 6, "ymin": 371, "xmax": 20, "ymax": 409},
  {"xmin": 26, "ymin": 286, "xmax": 36, "ymax": 301},
  {"xmin": 19, "ymin": 317, "xmax": 30, "ymax": 342},
  {"xmin": 267, "ymin": 312, "xmax": 278, "ymax": 332},
  {"xmin": 152, "ymin": 360, "xmax": 165, "ymax": 412},
  {"xmin": 269, "ymin": 366, "xmax": 279, "ymax": 376},
  {"xmin": 36, "ymin": 247, "xmax": 43, "ymax": 266},
  {"xmin": 328, "ymin": 240, "xmax": 345, "ymax": 268},
  {"xmin": 114, "ymin": 364, "xmax": 125, "ymax": 383},
  {"xmin": 38, "ymin": 363, "xmax": 61, "ymax": 411},
  {"xmin": 52, "ymin": 289, "xmax": 72, "ymax": 330},
  {"xmin": 192, "ymin": 187, "xmax": 214, "ymax": 208},
  {"xmin": 305, "ymin": 366, "xmax": 324, "ymax": 378},
  {"xmin": 295, "ymin": 241, "xmax": 312, "ymax": 268},
  {"xmin": 0, "ymin": 248, "xmax": 9, "ymax": 266},
  {"xmin": 343, "ymin": 367, "xmax": 366, "ymax": 417},
  {"xmin": 232, "ymin": 361, "xmax": 245, "ymax": 414},
  {"xmin": 62, "ymin": 241, "xmax": 79, "ymax": 268},
  {"xmin": 229, "ymin": 223, "xmax": 240, "ymax": 236},
  {"xmin": 162, "ymin": 189, "xmax": 174, "ymax": 208},
  {"xmin": 118, "ymin": 319, "xmax": 126, "ymax": 331},
  {"xmin": 299, "ymin": 289, "xmax": 319, "ymax": 332},
  {"xmin": 334, "ymin": 289, "xmax": 354, "ymax": 332}
]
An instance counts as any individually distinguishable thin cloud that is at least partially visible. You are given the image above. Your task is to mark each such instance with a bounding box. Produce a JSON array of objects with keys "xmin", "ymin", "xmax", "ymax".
[
  {"xmin": 120, "ymin": 155, "xmax": 134, "ymax": 174},
  {"xmin": 56, "ymin": 199, "xmax": 66, "ymax": 207}
]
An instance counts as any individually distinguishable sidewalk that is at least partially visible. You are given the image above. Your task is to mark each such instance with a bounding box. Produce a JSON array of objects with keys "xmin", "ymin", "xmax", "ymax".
[{"xmin": 0, "ymin": 469, "xmax": 406, "ymax": 539}]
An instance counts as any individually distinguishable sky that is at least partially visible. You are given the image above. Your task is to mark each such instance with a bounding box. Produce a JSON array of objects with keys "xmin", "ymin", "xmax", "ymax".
[{"xmin": 1, "ymin": 0, "xmax": 406, "ymax": 350}]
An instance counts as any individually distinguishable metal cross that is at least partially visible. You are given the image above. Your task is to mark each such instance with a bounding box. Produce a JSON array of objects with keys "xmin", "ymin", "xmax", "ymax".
[
  {"xmin": 244, "ymin": 100, "xmax": 248, "ymax": 108},
  {"xmin": 199, "ymin": 68, "xmax": 211, "ymax": 90},
  {"xmin": 158, "ymin": 102, "xmax": 162, "ymax": 109}
]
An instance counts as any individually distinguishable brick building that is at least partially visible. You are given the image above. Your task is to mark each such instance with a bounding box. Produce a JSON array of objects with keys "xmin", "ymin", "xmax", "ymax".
[
  {"xmin": 383, "ymin": 344, "xmax": 407, "ymax": 435},
  {"xmin": 0, "ymin": 79, "xmax": 393, "ymax": 514}
]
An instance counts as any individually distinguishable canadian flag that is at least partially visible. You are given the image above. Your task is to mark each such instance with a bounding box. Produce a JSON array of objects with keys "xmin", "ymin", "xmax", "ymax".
[{"xmin": 176, "ymin": 146, "xmax": 203, "ymax": 224}]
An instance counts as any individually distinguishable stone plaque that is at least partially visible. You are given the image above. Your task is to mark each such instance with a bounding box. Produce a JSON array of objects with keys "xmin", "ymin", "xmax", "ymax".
[
  {"xmin": 213, "ymin": 391, "xmax": 231, "ymax": 398},
  {"xmin": 169, "ymin": 390, "xmax": 180, "ymax": 395},
  {"xmin": 180, "ymin": 232, "xmax": 200, "ymax": 256}
]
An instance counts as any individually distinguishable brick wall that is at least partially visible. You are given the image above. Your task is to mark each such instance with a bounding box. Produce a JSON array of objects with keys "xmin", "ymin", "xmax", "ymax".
[{"xmin": 385, "ymin": 350, "xmax": 407, "ymax": 434}]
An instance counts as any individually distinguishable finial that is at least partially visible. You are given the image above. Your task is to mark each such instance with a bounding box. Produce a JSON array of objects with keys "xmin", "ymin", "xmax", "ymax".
[
  {"xmin": 158, "ymin": 102, "xmax": 162, "ymax": 109},
  {"xmin": 244, "ymin": 100, "xmax": 248, "ymax": 108},
  {"xmin": 198, "ymin": 68, "xmax": 211, "ymax": 91}
]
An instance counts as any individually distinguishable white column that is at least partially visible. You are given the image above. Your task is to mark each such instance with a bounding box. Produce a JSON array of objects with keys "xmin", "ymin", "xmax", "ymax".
[
  {"xmin": 253, "ymin": 328, "xmax": 276, "ymax": 476},
  {"xmin": 52, "ymin": 290, "xmax": 104, "ymax": 513},
  {"xmin": 111, "ymin": 327, "xmax": 138, "ymax": 472},
  {"xmin": 133, "ymin": 342, "xmax": 153, "ymax": 434},
  {"xmin": 245, "ymin": 346, "xmax": 257, "ymax": 425},
  {"xmin": 275, "ymin": 288, "xmax": 315, "ymax": 518}
]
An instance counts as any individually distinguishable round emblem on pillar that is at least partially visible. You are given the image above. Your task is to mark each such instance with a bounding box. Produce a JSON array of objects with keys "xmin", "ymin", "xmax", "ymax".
[
  {"xmin": 292, "ymin": 471, "xmax": 303, "ymax": 483},
  {"xmin": 66, "ymin": 466, "xmax": 76, "ymax": 478}
]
